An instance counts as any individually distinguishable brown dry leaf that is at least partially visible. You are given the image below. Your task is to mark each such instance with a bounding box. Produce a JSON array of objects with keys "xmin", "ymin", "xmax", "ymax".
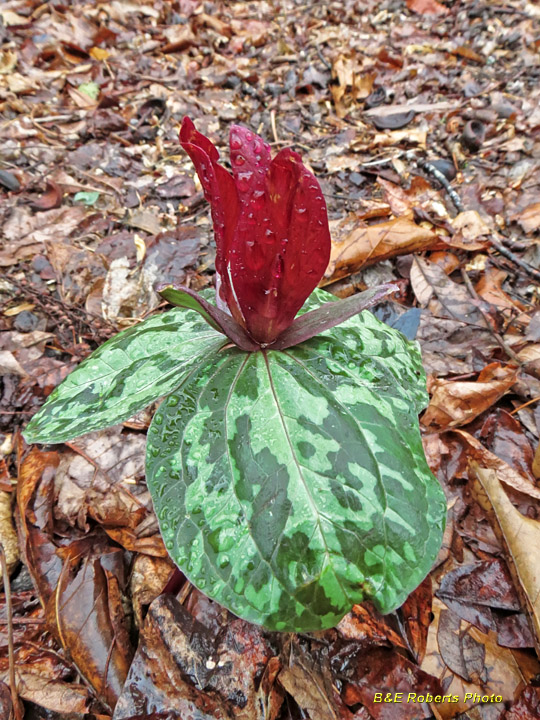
[
  {"xmin": 377, "ymin": 177, "xmax": 414, "ymax": 217},
  {"xmin": 8, "ymin": 669, "xmax": 91, "ymax": 714},
  {"xmin": 517, "ymin": 344, "xmax": 540, "ymax": 375},
  {"xmin": 129, "ymin": 554, "xmax": 174, "ymax": 628},
  {"xmin": 411, "ymin": 256, "xmax": 491, "ymax": 326},
  {"xmin": 279, "ymin": 641, "xmax": 348, "ymax": 720},
  {"xmin": 453, "ymin": 430, "xmax": 540, "ymax": 501},
  {"xmin": 128, "ymin": 208, "xmax": 162, "ymax": 235},
  {"xmin": 451, "ymin": 45, "xmax": 485, "ymax": 64},
  {"xmin": 416, "ymin": 311, "xmax": 499, "ymax": 376},
  {"xmin": 400, "ymin": 577, "xmax": 433, "ymax": 663},
  {"xmin": 101, "ymin": 257, "xmax": 160, "ymax": 323},
  {"xmin": 55, "ymin": 427, "xmax": 150, "ymax": 531},
  {"xmin": 512, "ymin": 202, "xmax": 540, "ymax": 234},
  {"xmin": 470, "ymin": 463, "xmax": 540, "ymax": 657},
  {"xmin": 18, "ymin": 447, "xmax": 134, "ymax": 710},
  {"xmin": 422, "ymin": 597, "xmax": 538, "ymax": 719},
  {"xmin": 406, "ymin": 0, "xmax": 449, "ymax": 15},
  {"xmin": 114, "ymin": 594, "xmax": 283, "ymax": 719},
  {"xmin": 49, "ymin": 542, "xmax": 134, "ymax": 711},
  {"xmin": 0, "ymin": 206, "xmax": 87, "ymax": 266},
  {"xmin": 0, "ymin": 351, "xmax": 28, "ymax": 377},
  {"xmin": 423, "ymin": 362, "xmax": 519, "ymax": 429},
  {"xmin": 330, "ymin": 54, "xmax": 374, "ymax": 118},
  {"xmin": 337, "ymin": 603, "xmax": 406, "ymax": 650},
  {"xmin": 0, "ymin": 490, "xmax": 19, "ymax": 579},
  {"xmin": 448, "ymin": 210, "xmax": 491, "ymax": 250},
  {"xmin": 323, "ymin": 217, "xmax": 436, "ymax": 284},
  {"xmin": 475, "ymin": 267, "xmax": 527, "ymax": 313},
  {"xmin": 17, "ymin": 447, "xmax": 63, "ymax": 602},
  {"xmin": 342, "ymin": 646, "xmax": 441, "ymax": 720},
  {"xmin": 0, "ymin": 681, "xmax": 11, "ymax": 718}
]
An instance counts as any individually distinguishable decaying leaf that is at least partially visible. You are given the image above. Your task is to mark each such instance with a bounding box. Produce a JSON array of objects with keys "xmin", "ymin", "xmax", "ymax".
[
  {"xmin": 323, "ymin": 217, "xmax": 437, "ymax": 284},
  {"xmin": 114, "ymin": 594, "xmax": 283, "ymax": 719},
  {"xmin": 453, "ymin": 430, "xmax": 540, "ymax": 501},
  {"xmin": 422, "ymin": 362, "xmax": 519, "ymax": 429},
  {"xmin": 470, "ymin": 463, "xmax": 540, "ymax": 657},
  {"xmin": 422, "ymin": 597, "xmax": 539, "ymax": 719}
]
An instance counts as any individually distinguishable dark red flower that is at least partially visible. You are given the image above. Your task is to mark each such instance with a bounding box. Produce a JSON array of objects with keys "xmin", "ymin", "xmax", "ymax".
[{"xmin": 179, "ymin": 117, "xmax": 331, "ymax": 345}]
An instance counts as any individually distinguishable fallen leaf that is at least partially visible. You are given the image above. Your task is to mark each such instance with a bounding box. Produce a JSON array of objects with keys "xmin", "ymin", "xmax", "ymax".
[
  {"xmin": 505, "ymin": 685, "xmax": 540, "ymax": 719},
  {"xmin": 114, "ymin": 594, "xmax": 283, "ymax": 719},
  {"xmin": 323, "ymin": 217, "xmax": 436, "ymax": 284},
  {"xmin": 411, "ymin": 256, "xmax": 492, "ymax": 327},
  {"xmin": 470, "ymin": 463, "xmax": 540, "ymax": 657},
  {"xmin": 423, "ymin": 363, "xmax": 519, "ymax": 429},
  {"xmin": 512, "ymin": 202, "xmax": 540, "ymax": 234},
  {"xmin": 416, "ymin": 311, "xmax": 498, "ymax": 376},
  {"xmin": 400, "ymin": 577, "xmax": 433, "ymax": 663},
  {"xmin": 0, "ymin": 206, "xmax": 87, "ymax": 266},
  {"xmin": 279, "ymin": 641, "xmax": 349, "ymax": 720},
  {"xmin": 422, "ymin": 597, "xmax": 538, "ymax": 719},
  {"xmin": 451, "ymin": 45, "xmax": 485, "ymax": 64},
  {"xmin": 448, "ymin": 210, "xmax": 491, "ymax": 250},
  {"xmin": 476, "ymin": 267, "xmax": 527, "ymax": 313},
  {"xmin": 342, "ymin": 646, "xmax": 441, "ymax": 719},
  {"xmin": 129, "ymin": 209, "xmax": 162, "ymax": 235},
  {"xmin": 406, "ymin": 0, "xmax": 449, "ymax": 15},
  {"xmin": 129, "ymin": 554, "xmax": 174, "ymax": 627},
  {"xmin": 1, "ymin": 669, "xmax": 91, "ymax": 714},
  {"xmin": 49, "ymin": 541, "xmax": 134, "ymax": 710},
  {"xmin": 453, "ymin": 428, "xmax": 540, "ymax": 499}
]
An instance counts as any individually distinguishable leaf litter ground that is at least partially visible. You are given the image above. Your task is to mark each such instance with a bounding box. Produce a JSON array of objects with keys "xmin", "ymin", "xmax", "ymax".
[{"xmin": 1, "ymin": 0, "xmax": 540, "ymax": 718}]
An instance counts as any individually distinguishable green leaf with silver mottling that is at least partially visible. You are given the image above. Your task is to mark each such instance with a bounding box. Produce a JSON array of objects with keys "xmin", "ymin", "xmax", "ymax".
[
  {"xmin": 146, "ymin": 308, "xmax": 446, "ymax": 632},
  {"xmin": 23, "ymin": 308, "xmax": 225, "ymax": 445}
]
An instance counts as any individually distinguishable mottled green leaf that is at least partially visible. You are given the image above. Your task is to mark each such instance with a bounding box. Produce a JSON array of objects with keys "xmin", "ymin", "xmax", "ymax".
[
  {"xmin": 23, "ymin": 308, "xmax": 225, "ymax": 445},
  {"xmin": 146, "ymin": 307, "xmax": 446, "ymax": 632}
]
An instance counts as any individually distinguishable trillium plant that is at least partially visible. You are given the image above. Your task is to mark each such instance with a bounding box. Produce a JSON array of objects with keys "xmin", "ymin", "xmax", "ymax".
[{"xmin": 24, "ymin": 118, "xmax": 446, "ymax": 632}]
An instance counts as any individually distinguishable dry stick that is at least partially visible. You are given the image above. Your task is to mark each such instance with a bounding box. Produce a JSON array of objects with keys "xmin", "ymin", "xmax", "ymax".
[
  {"xmin": 270, "ymin": 109, "xmax": 279, "ymax": 144},
  {"xmin": 420, "ymin": 161, "xmax": 464, "ymax": 213},
  {"xmin": 510, "ymin": 395, "xmax": 540, "ymax": 415},
  {"xmin": 420, "ymin": 160, "xmax": 540, "ymax": 283},
  {"xmin": 0, "ymin": 542, "xmax": 22, "ymax": 720}
]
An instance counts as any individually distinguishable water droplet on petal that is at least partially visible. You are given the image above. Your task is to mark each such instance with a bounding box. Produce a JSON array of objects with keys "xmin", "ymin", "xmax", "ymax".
[
  {"xmin": 273, "ymin": 254, "xmax": 284, "ymax": 279},
  {"xmin": 264, "ymin": 228, "xmax": 275, "ymax": 245},
  {"xmin": 234, "ymin": 154, "xmax": 246, "ymax": 166},
  {"xmin": 231, "ymin": 136, "xmax": 242, "ymax": 150}
]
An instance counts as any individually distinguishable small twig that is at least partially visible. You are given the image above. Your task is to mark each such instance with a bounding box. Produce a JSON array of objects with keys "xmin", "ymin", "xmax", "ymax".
[
  {"xmin": 0, "ymin": 542, "xmax": 22, "ymax": 720},
  {"xmin": 314, "ymin": 42, "xmax": 331, "ymax": 70},
  {"xmin": 489, "ymin": 237, "xmax": 540, "ymax": 284},
  {"xmin": 510, "ymin": 395, "xmax": 540, "ymax": 415},
  {"xmin": 177, "ymin": 581, "xmax": 192, "ymax": 605},
  {"xmin": 460, "ymin": 268, "xmax": 521, "ymax": 364},
  {"xmin": 421, "ymin": 159, "xmax": 540, "ymax": 284},
  {"xmin": 419, "ymin": 160, "xmax": 464, "ymax": 213},
  {"xmin": 270, "ymin": 109, "xmax": 279, "ymax": 144}
]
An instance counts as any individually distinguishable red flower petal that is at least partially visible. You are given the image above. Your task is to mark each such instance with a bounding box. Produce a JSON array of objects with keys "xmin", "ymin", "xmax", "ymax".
[
  {"xmin": 180, "ymin": 118, "xmax": 331, "ymax": 346},
  {"xmin": 228, "ymin": 148, "xmax": 331, "ymax": 344},
  {"xmin": 179, "ymin": 118, "xmax": 242, "ymax": 321}
]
